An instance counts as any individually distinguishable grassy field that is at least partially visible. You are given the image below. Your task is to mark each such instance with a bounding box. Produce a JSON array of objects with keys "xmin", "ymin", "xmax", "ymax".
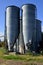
[
  {"xmin": 0, "ymin": 48, "xmax": 43, "ymax": 65},
  {"xmin": 0, "ymin": 47, "xmax": 43, "ymax": 62}
]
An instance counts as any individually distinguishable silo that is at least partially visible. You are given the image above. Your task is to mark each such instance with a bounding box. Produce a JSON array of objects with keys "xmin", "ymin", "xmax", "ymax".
[
  {"xmin": 36, "ymin": 19, "xmax": 41, "ymax": 43},
  {"xmin": 6, "ymin": 6, "xmax": 20, "ymax": 51},
  {"xmin": 22, "ymin": 4, "xmax": 36, "ymax": 51},
  {"xmin": 19, "ymin": 17, "xmax": 25, "ymax": 54}
]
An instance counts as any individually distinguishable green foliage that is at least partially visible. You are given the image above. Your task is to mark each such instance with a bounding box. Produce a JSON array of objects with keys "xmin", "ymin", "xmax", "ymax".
[
  {"xmin": 0, "ymin": 47, "xmax": 8, "ymax": 57},
  {"xmin": 0, "ymin": 41, "xmax": 5, "ymax": 47}
]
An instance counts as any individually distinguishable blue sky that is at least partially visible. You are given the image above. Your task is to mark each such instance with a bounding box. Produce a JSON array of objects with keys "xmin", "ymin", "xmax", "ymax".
[{"xmin": 0, "ymin": 0, "xmax": 43, "ymax": 40}]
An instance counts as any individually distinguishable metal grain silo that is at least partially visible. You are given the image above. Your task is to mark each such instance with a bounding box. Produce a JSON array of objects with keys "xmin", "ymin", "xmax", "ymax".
[
  {"xmin": 6, "ymin": 6, "xmax": 20, "ymax": 51},
  {"xmin": 22, "ymin": 4, "xmax": 36, "ymax": 51},
  {"xmin": 36, "ymin": 19, "xmax": 41, "ymax": 43},
  {"xmin": 19, "ymin": 17, "xmax": 25, "ymax": 54}
]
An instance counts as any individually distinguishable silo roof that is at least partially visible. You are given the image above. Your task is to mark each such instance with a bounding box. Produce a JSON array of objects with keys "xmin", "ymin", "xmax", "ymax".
[
  {"xmin": 21, "ymin": 4, "xmax": 36, "ymax": 8},
  {"xmin": 6, "ymin": 5, "xmax": 20, "ymax": 10}
]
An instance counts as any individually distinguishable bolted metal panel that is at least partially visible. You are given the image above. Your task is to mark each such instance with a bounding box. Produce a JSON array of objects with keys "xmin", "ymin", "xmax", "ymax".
[
  {"xmin": 36, "ymin": 19, "xmax": 41, "ymax": 43},
  {"xmin": 6, "ymin": 6, "xmax": 20, "ymax": 51},
  {"xmin": 22, "ymin": 4, "xmax": 36, "ymax": 51}
]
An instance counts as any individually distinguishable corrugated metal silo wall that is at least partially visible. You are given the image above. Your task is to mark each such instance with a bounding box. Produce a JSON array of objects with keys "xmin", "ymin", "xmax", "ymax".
[
  {"xmin": 36, "ymin": 19, "xmax": 41, "ymax": 44},
  {"xmin": 22, "ymin": 4, "xmax": 36, "ymax": 51},
  {"xmin": 6, "ymin": 6, "xmax": 20, "ymax": 51}
]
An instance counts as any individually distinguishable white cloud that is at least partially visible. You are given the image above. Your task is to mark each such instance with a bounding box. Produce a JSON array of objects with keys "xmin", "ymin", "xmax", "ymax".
[
  {"xmin": 41, "ymin": 26, "xmax": 43, "ymax": 32},
  {"xmin": 0, "ymin": 32, "xmax": 4, "ymax": 41}
]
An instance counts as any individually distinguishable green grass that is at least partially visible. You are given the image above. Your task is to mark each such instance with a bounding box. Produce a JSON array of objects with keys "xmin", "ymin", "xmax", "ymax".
[
  {"xmin": 2, "ymin": 54, "xmax": 43, "ymax": 62},
  {"xmin": 0, "ymin": 48, "xmax": 43, "ymax": 62},
  {"xmin": 0, "ymin": 47, "xmax": 7, "ymax": 55},
  {"xmin": 3, "ymin": 55, "xmax": 26, "ymax": 60}
]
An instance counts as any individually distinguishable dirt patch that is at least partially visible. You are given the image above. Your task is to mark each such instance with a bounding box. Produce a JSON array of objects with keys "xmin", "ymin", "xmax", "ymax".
[
  {"xmin": 0, "ymin": 59, "xmax": 43, "ymax": 65},
  {"xmin": 0, "ymin": 59, "xmax": 5, "ymax": 64}
]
